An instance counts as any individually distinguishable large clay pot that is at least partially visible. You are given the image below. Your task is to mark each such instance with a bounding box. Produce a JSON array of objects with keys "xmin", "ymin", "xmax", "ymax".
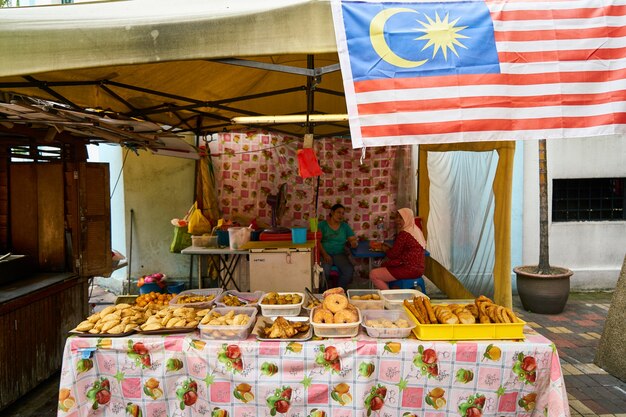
[{"xmin": 514, "ymin": 266, "xmax": 573, "ymax": 314}]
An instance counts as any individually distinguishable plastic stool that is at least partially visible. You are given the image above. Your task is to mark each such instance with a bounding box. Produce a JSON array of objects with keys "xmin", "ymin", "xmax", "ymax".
[{"xmin": 390, "ymin": 276, "xmax": 426, "ymax": 294}]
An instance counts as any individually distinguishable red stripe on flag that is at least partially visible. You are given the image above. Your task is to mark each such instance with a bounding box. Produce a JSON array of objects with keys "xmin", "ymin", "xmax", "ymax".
[
  {"xmin": 490, "ymin": 4, "xmax": 626, "ymax": 21},
  {"xmin": 498, "ymin": 47, "xmax": 626, "ymax": 63},
  {"xmin": 494, "ymin": 25, "xmax": 626, "ymax": 42},
  {"xmin": 360, "ymin": 113, "xmax": 626, "ymax": 137},
  {"xmin": 354, "ymin": 68, "xmax": 626, "ymax": 93},
  {"xmin": 357, "ymin": 90, "xmax": 626, "ymax": 115}
]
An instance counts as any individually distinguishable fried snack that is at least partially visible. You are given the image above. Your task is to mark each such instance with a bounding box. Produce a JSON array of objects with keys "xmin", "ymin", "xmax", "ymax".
[
  {"xmin": 433, "ymin": 305, "xmax": 460, "ymax": 324},
  {"xmin": 404, "ymin": 299, "xmax": 426, "ymax": 324},
  {"xmin": 476, "ymin": 300, "xmax": 491, "ymax": 323},
  {"xmin": 457, "ymin": 310, "xmax": 476, "ymax": 324},
  {"xmin": 334, "ymin": 309, "xmax": 359, "ymax": 323},
  {"xmin": 350, "ymin": 293, "xmax": 381, "ymax": 301},
  {"xmin": 73, "ymin": 304, "xmax": 151, "ymax": 334},
  {"xmin": 200, "ymin": 309, "xmax": 250, "ymax": 326},
  {"xmin": 414, "ymin": 297, "xmax": 431, "ymax": 324},
  {"xmin": 504, "ymin": 307, "xmax": 519, "ymax": 323},
  {"xmin": 365, "ymin": 318, "xmax": 411, "ymax": 328},
  {"xmin": 465, "ymin": 304, "xmax": 479, "ymax": 318},
  {"xmin": 263, "ymin": 317, "xmax": 310, "ymax": 338},
  {"xmin": 422, "ymin": 298, "xmax": 437, "ymax": 324},
  {"xmin": 261, "ymin": 292, "xmax": 303, "ymax": 305},
  {"xmin": 322, "ymin": 287, "xmax": 345, "ymax": 297},
  {"xmin": 476, "ymin": 295, "xmax": 494, "ymax": 305},
  {"xmin": 176, "ymin": 293, "xmax": 216, "ymax": 304},
  {"xmin": 323, "ymin": 294, "xmax": 349, "ymax": 313},
  {"xmin": 313, "ymin": 308, "xmax": 334, "ymax": 323}
]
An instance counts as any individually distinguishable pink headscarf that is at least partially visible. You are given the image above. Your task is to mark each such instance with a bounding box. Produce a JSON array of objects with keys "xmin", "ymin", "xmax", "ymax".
[{"xmin": 398, "ymin": 208, "xmax": 427, "ymax": 249}]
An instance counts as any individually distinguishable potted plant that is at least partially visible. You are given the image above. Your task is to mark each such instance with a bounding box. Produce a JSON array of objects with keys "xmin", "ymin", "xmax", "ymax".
[{"xmin": 513, "ymin": 139, "xmax": 573, "ymax": 314}]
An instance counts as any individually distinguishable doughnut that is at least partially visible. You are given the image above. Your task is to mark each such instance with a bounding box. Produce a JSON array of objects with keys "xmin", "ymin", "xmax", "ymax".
[
  {"xmin": 313, "ymin": 308, "xmax": 334, "ymax": 324},
  {"xmin": 323, "ymin": 287, "xmax": 345, "ymax": 298},
  {"xmin": 334, "ymin": 309, "xmax": 358, "ymax": 324},
  {"xmin": 323, "ymin": 294, "xmax": 349, "ymax": 313},
  {"xmin": 345, "ymin": 303, "xmax": 358, "ymax": 313}
]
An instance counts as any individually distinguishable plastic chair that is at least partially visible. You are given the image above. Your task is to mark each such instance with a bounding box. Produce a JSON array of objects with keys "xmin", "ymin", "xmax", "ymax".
[{"xmin": 390, "ymin": 276, "xmax": 426, "ymax": 294}]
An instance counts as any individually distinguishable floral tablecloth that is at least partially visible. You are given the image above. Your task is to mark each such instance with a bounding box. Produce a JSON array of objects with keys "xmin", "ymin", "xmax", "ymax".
[{"xmin": 58, "ymin": 328, "xmax": 568, "ymax": 417}]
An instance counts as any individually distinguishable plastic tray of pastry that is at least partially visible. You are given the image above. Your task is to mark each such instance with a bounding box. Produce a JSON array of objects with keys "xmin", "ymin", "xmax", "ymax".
[
  {"xmin": 309, "ymin": 306, "xmax": 362, "ymax": 338},
  {"xmin": 347, "ymin": 289, "xmax": 384, "ymax": 310},
  {"xmin": 169, "ymin": 288, "xmax": 223, "ymax": 309},
  {"xmin": 402, "ymin": 304, "xmax": 526, "ymax": 341},
  {"xmin": 259, "ymin": 292, "xmax": 304, "ymax": 317},
  {"xmin": 254, "ymin": 316, "xmax": 312, "ymax": 341},
  {"xmin": 214, "ymin": 290, "xmax": 265, "ymax": 308},
  {"xmin": 198, "ymin": 307, "xmax": 257, "ymax": 340},
  {"xmin": 136, "ymin": 326, "xmax": 197, "ymax": 335},
  {"xmin": 361, "ymin": 309, "xmax": 415, "ymax": 338},
  {"xmin": 381, "ymin": 289, "xmax": 427, "ymax": 310}
]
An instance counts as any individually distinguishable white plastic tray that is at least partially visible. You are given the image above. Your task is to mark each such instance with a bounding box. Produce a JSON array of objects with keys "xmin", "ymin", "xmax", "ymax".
[
  {"xmin": 309, "ymin": 307, "xmax": 362, "ymax": 338},
  {"xmin": 302, "ymin": 293, "xmax": 323, "ymax": 313},
  {"xmin": 169, "ymin": 288, "xmax": 223, "ymax": 309},
  {"xmin": 215, "ymin": 290, "xmax": 264, "ymax": 308},
  {"xmin": 259, "ymin": 292, "xmax": 304, "ymax": 317},
  {"xmin": 361, "ymin": 309, "xmax": 415, "ymax": 338},
  {"xmin": 254, "ymin": 316, "xmax": 312, "ymax": 341},
  {"xmin": 381, "ymin": 289, "xmax": 427, "ymax": 310},
  {"xmin": 347, "ymin": 289, "xmax": 384, "ymax": 310},
  {"xmin": 198, "ymin": 307, "xmax": 257, "ymax": 340}
]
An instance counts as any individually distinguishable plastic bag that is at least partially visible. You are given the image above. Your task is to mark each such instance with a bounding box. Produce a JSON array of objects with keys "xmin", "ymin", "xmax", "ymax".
[
  {"xmin": 188, "ymin": 202, "xmax": 212, "ymax": 235},
  {"xmin": 297, "ymin": 148, "xmax": 322, "ymax": 178},
  {"xmin": 170, "ymin": 225, "xmax": 192, "ymax": 253}
]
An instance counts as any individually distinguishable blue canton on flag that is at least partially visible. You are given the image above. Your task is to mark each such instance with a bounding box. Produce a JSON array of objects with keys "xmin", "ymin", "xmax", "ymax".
[{"xmin": 341, "ymin": 1, "xmax": 500, "ymax": 82}]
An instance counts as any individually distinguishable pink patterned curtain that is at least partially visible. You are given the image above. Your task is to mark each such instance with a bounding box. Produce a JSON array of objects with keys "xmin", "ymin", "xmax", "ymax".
[{"xmin": 210, "ymin": 131, "xmax": 413, "ymax": 244}]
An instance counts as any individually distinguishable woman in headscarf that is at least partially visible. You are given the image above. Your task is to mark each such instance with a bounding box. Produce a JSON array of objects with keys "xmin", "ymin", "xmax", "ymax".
[{"xmin": 369, "ymin": 208, "xmax": 426, "ymax": 290}]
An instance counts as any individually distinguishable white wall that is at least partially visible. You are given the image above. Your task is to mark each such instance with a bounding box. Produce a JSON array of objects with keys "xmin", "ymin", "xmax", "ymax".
[
  {"xmin": 123, "ymin": 148, "xmax": 195, "ymax": 283},
  {"xmin": 521, "ymin": 136, "xmax": 626, "ymax": 290}
]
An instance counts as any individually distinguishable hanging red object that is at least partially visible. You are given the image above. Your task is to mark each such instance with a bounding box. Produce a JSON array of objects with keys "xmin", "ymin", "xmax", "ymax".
[{"xmin": 296, "ymin": 148, "xmax": 322, "ymax": 178}]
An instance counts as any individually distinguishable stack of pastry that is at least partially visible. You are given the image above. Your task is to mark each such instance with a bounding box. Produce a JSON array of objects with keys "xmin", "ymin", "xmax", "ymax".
[
  {"xmin": 404, "ymin": 295, "xmax": 519, "ymax": 325},
  {"xmin": 312, "ymin": 288, "xmax": 360, "ymax": 324}
]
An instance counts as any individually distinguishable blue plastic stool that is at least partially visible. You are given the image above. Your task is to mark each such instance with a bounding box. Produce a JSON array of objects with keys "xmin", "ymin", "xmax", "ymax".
[{"xmin": 390, "ymin": 276, "xmax": 426, "ymax": 294}]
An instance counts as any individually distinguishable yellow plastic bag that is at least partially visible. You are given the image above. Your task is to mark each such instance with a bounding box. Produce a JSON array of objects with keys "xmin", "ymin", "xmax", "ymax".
[{"xmin": 188, "ymin": 202, "xmax": 212, "ymax": 235}]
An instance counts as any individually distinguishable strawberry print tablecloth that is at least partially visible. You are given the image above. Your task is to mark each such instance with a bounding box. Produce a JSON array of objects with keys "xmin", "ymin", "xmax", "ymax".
[{"xmin": 57, "ymin": 328, "xmax": 568, "ymax": 417}]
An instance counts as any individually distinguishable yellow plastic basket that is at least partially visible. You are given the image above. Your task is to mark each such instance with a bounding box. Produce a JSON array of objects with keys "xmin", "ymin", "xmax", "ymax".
[{"xmin": 403, "ymin": 304, "xmax": 526, "ymax": 341}]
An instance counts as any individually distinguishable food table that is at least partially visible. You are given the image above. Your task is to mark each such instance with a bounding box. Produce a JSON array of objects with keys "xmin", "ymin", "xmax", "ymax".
[
  {"xmin": 180, "ymin": 246, "xmax": 249, "ymax": 291},
  {"xmin": 57, "ymin": 327, "xmax": 569, "ymax": 417}
]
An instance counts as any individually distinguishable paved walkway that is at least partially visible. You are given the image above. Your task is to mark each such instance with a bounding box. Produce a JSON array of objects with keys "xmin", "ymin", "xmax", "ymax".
[
  {"xmin": 2, "ymin": 288, "xmax": 624, "ymax": 416},
  {"xmin": 511, "ymin": 292, "xmax": 626, "ymax": 417}
]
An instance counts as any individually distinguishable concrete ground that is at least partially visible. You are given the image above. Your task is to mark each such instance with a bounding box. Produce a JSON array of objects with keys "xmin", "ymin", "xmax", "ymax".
[{"xmin": 2, "ymin": 286, "xmax": 624, "ymax": 417}]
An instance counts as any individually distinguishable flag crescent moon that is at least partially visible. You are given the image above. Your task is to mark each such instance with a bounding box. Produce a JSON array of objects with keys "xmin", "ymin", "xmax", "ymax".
[{"xmin": 369, "ymin": 8, "xmax": 428, "ymax": 68}]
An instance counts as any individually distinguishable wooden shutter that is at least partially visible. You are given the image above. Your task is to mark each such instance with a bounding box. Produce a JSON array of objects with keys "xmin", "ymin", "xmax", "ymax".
[
  {"xmin": 10, "ymin": 163, "xmax": 65, "ymax": 271},
  {"xmin": 77, "ymin": 163, "xmax": 111, "ymax": 277}
]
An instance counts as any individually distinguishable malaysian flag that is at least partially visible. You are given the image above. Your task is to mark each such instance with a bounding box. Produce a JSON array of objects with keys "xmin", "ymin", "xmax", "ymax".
[{"xmin": 331, "ymin": 0, "xmax": 626, "ymax": 148}]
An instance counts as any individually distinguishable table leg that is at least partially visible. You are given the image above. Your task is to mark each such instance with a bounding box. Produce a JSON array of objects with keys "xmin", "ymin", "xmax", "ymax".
[
  {"xmin": 207, "ymin": 255, "xmax": 221, "ymax": 288},
  {"xmin": 197, "ymin": 255, "xmax": 203, "ymax": 289},
  {"xmin": 221, "ymin": 255, "xmax": 242, "ymax": 291}
]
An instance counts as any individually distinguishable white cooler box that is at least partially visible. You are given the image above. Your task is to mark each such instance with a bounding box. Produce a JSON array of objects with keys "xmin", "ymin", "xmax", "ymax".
[{"xmin": 249, "ymin": 247, "xmax": 313, "ymax": 293}]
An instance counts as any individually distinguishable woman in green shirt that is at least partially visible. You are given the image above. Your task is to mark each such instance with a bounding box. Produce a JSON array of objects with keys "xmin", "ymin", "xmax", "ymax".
[{"xmin": 319, "ymin": 204, "xmax": 358, "ymax": 290}]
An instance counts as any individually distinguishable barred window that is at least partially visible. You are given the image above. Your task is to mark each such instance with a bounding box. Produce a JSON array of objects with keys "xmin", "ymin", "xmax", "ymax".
[{"xmin": 552, "ymin": 178, "xmax": 625, "ymax": 222}]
